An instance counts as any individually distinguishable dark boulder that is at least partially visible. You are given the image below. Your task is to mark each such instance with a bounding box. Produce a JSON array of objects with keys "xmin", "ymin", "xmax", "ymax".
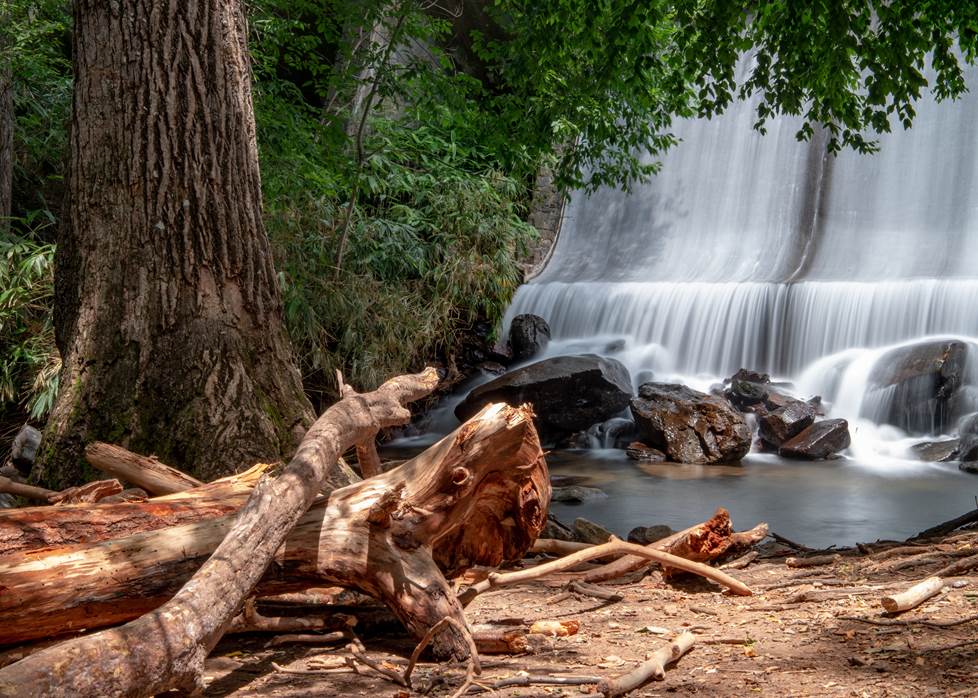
[
  {"xmin": 955, "ymin": 434, "xmax": 978, "ymax": 462},
  {"xmin": 455, "ymin": 354, "xmax": 632, "ymax": 443},
  {"xmin": 724, "ymin": 379, "xmax": 768, "ymax": 410},
  {"xmin": 866, "ymin": 340, "xmax": 967, "ymax": 433},
  {"xmin": 959, "ymin": 461, "xmax": 978, "ymax": 475},
  {"xmin": 630, "ymin": 383, "xmax": 752, "ymax": 464},
  {"xmin": 727, "ymin": 368, "xmax": 771, "ymax": 384},
  {"xmin": 779, "ymin": 419, "xmax": 851, "ymax": 460},
  {"xmin": 551, "ymin": 485, "xmax": 607, "ymax": 503},
  {"xmin": 542, "ymin": 514, "xmax": 576, "ymax": 541},
  {"xmin": 11, "ymin": 425, "xmax": 42, "ymax": 476},
  {"xmin": 910, "ymin": 439, "xmax": 960, "ymax": 462},
  {"xmin": 959, "ymin": 413, "xmax": 978, "ymax": 437},
  {"xmin": 574, "ymin": 517, "xmax": 614, "ymax": 545},
  {"xmin": 757, "ymin": 400, "xmax": 817, "ymax": 448},
  {"xmin": 625, "ymin": 441, "xmax": 667, "ymax": 463},
  {"xmin": 509, "ymin": 314, "xmax": 551, "ymax": 362},
  {"xmin": 628, "ymin": 525, "xmax": 674, "ymax": 545}
]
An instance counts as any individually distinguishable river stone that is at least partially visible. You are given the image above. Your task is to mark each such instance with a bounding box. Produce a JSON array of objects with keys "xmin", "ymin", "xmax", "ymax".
[
  {"xmin": 779, "ymin": 419, "xmax": 851, "ymax": 459},
  {"xmin": 630, "ymin": 383, "xmax": 752, "ymax": 464},
  {"xmin": 509, "ymin": 314, "xmax": 551, "ymax": 361},
  {"xmin": 955, "ymin": 434, "xmax": 978, "ymax": 462},
  {"xmin": 727, "ymin": 368, "xmax": 771, "ymax": 384},
  {"xmin": 909, "ymin": 438, "xmax": 960, "ymax": 462},
  {"xmin": 455, "ymin": 354, "xmax": 632, "ymax": 443},
  {"xmin": 959, "ymin": 461, "xmax": 978, "ymax": 474},
  {"xmin": 627, "ymin": 525, "xmax": 674, "ymax": 545},
  {"xmin": 542, "ymin": 514, "xmax": 576, "ymax": 541},
  {"xmin": 625, "ymin": 441, "xmax": 667, "ymax": 462},
  {"xmin": 757, "ymin": 400, "xmax": 817, "ymax": 448},
  {"xmin": 959, "ymin": 413, "xmax": 978, "ymax": 437},
  {"xmin": 574, "ymin": 517, "xmax": 614, "ymax": 545},
  {"xmin": 11, "ymin": 425, "xmax": 42, "ymax": 475},
  {"xmin": 551, "ymin": 485, "xmax": 607, "ymax": 503},
  {"xmin": 724, "ymin": 379, "xmax": 768, "ymax": 409},
  {"xmin": 866, "ymin": 339, "xmax": 967, "ymax": 433}
]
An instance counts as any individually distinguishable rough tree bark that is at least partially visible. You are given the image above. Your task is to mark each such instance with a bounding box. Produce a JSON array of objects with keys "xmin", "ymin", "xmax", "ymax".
[
  {"xmin": 0, "ymin": 368, "xmax": 443, "ymax": 696},
  {"xmin": 36, "ymin": 0, "xmax": 312, "ymax": 487}
]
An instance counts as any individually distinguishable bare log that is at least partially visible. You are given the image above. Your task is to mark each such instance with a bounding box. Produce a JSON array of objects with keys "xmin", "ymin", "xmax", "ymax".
[
  {"xmin": 881, "ymin": 577, "xmax": 944, "ymax": 613},
  {"xmin": 459, "ymin": 537, "xmax": 752, "ymax": 604},
  {"xmin": 84, "ymin": 442, "xmax": 204, "ymax": 494},
  {"xmin": 597, "ymin": 631, "xmax": 696, "ymax": 696},
  {"xmin": 48, "ymin": 479, "xmax": 123, "ymax": 505},
  {"xmin": 0, "ymin": 399, "xmax": 548, "ymax": 683},
  {"xmin": 0, "ymin": 464, "xmax": 273, "ymax": 557},
  {"xmin": 581, "ymin": 510, "xmax": 766, "ymax": 583},
  {"xmin": 934, "ymin": 553, "xmax": 978, "ymax": 578}
]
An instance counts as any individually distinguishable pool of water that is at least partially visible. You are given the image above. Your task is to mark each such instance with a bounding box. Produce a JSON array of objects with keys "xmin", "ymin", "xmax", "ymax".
[{"xmin": 544, "ymin": 449, "xmax": 976, "ymax": 548}]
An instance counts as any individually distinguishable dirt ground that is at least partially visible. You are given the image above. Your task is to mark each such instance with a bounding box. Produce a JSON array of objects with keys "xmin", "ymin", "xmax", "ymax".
[{"xmin": 194, "ymin": 530, "xmax": 978, "ymax": 698}]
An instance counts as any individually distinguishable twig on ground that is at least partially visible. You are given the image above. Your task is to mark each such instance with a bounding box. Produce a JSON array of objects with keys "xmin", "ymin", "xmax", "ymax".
[{"xmin": 597, "ymin": 631, "xmax": 696, "ymax": 696}]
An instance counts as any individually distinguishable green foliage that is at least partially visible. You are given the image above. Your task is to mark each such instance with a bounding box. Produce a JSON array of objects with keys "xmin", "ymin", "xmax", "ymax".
[{"xmin": 0, "ymin": 235, "xmax": 59, "ymax": 420}]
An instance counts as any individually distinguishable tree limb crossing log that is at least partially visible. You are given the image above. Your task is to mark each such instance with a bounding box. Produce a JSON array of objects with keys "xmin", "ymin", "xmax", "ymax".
[
  {"xmin": 0, "ymin": 398, "xmax": 550, "ymax": 693},
  {"xmin": 0, "ymin": 368, "xmax": 446, "ymax": 696}
]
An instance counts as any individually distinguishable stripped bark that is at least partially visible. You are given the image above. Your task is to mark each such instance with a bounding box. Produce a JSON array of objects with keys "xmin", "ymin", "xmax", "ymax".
[
  {"xmin": 881, "ymin": 577, "xmax": 944, "ymax": 613},
  {"xmin": 0, "ymin": 397, "xmax": 549, "ymax": 697},
  {"xmin": 84, "ymin": 443, "xmax": 204, "ymax": 494}
]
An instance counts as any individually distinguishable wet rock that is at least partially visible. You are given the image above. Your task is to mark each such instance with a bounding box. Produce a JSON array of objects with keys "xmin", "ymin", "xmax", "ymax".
[
  {"xmin": 779, "ymin": 419, "xmax": 851, "ymax": 460},
  {"xmin": 477, "ymin": 361, "xmax": 507, "ymax": 376},
  {"xmin": 627, "ymin": 525, "xmax": 674, "ymax": 545},
  {"xmin": 542, "ymin": 515, "xmax": 576, "ymax": 541},
  {"xmin": 866, "ymin": 339, "xmax": 967, "ymax": 433},
  {"xmin": 551, "ymin": 485, "xmax": 607, "ymax": 503},
  {"xmin": 509, "ymin": 314, "xmax": 551, "ymax": 361},
  {"xmin": 604, "ymin": 338, "xmax": 627, "ymax": 354},
  {"xmin": 550, "ymin": 475, "xmax": 592, "ymax": 488},
  {"xmin": 955, "ymin": 434, "xmax": 978, "ymax": 462},
  {"xmin": 630, "ymin": 383, "xmax": 752, "ymax": 464},
  {"xmin": 958, "ymin": 413, "xmax": 978, "ymax": 437},
  {"xmin": 724, "ymin": 379, "xmax": 768, "ymax": 410},
  {"xmin": 455, "ymin": 354, "xmax": 632, "ymax": 443},
  {"xmin": 959, "ymin": 461, "xmax": 978, "ymax": 474},
  {"xmin": 11, "ymin": 425, "xmax": 42, "ymax": 476},
  {"xmin": 757, "ymin": 400, "xmax": 817, "ymax": 448},
  {"xmin": 586, "ymin": 417, "xmax": 635, "ymax": 449},
  {"xmin": 727, "ymin": 368, "xmax": 771, "ymax": 384},
  {"xmin": 625, "ymin": 441, "xmax": 667, "ymax": 463},
  {"xmin": 574, "ymin": 517, "xmax": 614, "ymax": 545},
  {"xmin": 910, "ymin": 438, "xmax": 960, "ymax": 462}
]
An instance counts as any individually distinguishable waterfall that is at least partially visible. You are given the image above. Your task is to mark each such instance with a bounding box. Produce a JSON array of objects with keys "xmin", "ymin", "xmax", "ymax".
[{"xmin": 507, "ymin": 58, "xmax": 978, "ymax": 450}]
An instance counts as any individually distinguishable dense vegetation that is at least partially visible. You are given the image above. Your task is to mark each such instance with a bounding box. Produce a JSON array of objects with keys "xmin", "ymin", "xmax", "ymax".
[{"xmin": 3, "ymin": 0, "xmax": 976, "ymax": 429}]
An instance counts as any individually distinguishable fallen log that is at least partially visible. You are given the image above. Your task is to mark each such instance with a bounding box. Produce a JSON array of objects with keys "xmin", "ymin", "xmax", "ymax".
[
  {"xmin": 598, "ymin": 631, "xmax": 696, "ymax": 696},
  {"xmin": 0, "ymin": 476, "xmax": 56, "ymax": 503},
  {"xmin": 0, "ymin": 402, "xmax": 549, "ymax": 661},
  {"xmin": 0, "ymin": 463, "xmax": 273, "ymax": 557},
  {"xmin": 881, "ymin": 577, "xmax": 944, "ymax": 613},
  {"xmin": 84, "ymin": 442, "xmax": 204, "ymax": 494}
]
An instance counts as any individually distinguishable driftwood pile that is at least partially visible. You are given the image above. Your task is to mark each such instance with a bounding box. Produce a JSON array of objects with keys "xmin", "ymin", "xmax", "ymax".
[{"xmin": 0, "ymin": 369, "xmax": 774, "ymax": 697}]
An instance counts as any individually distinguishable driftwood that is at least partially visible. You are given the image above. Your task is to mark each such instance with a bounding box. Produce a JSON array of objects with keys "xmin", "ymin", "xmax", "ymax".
[
  {"xmin": 459, "ymin": 537, "xmax": 752, "ymax": 604},
  {"xmin": 0, "ymin": 401, "xmax": 548, "ymax": 670},
  {"xmin": 0, "ymin": 464, "xmax": 272, "ymax": 557},
  {"xmin": 84, "ymin": 441, "xmax": 204, "ymax": 494},
  {"xmin": 0, "ymin": 368, "xmax": 447, "ymax": 696},
  {"xmin": 581, "ymin": 510, "xmax": 767, "ymax": 584},
  {"xmin": 881, "ymin": 576, "xmax": 944, "ymax": 613},
  {"xmin": 597, "ymin": 631, "xmax": 696, "ymax": 696}
]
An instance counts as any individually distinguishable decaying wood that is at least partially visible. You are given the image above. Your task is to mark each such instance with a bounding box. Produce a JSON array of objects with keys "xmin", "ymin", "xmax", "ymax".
[
  {"xmin": 934, "ymin": 552, "xmax": 978, "ymax": 578},
  {"xmin": 881, "ymin": 576, "xmax": 944, "ymax": 613},
  {"xmin": 597, "ymin": 631, "xmax": 696, "ymax": 696},
  {"xmin": 581, "ymin": 510, "xmax": 767, "ymax": 584},
  {"xmin": 0, "ymin": 476, "xmax": 56, "ymax": 503},
  {"xmin": 337, "ymin": 370, "xmax": 384, "ymax": 479},
  {"xmin": 84, "ymin": 442, "xmax": 205, "ymax": 494},
  {"xmin": 0, "ymin": 464, "xmax": 273, "ymax": 557},
  {"xmin": 0, "ymin": 368, "xmax": 447, "ymax": 696},
  {"xmin": 458, "ymin": 536, "xmax": 752, "ymax": 605},
  {"xmin": 0, "ymin": 399, "xmax": 548, "ymax": 684},
  {"xmin": 48, "ymin": 478, "xmax": 123, "ymax": 505},
  {"xmin": 785, "ymin": 554, "xmax": 841, "ymax": 568}
]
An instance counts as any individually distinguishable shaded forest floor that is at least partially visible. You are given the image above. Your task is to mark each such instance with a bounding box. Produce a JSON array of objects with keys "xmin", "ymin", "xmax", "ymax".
[{"xmin": 191, "ymin": 531, "xmax": 978, "ymax": 697}]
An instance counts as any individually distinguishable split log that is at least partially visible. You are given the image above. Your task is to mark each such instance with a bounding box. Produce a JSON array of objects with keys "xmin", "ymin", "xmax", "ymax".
[
  {"xmin": 0, "ymin": 463, "xmax": 273, "ymax": 557},
  {"xmin": 84, "ymin": 442, "xmax": 204, "ymax": 494},
  {"xmin": 597, "ymin": 631, "xmax": 696, "ymax": 696},
  {"xmin": 0, "ymin": 402, "xmax": 548, "ymax": 665},
  {"xmin": 47, "ymin": 479, "xmax": 122, "ymax": 505},
  {"xmin": 881, "ymin": 577, "xmax": 944, "ymax": 613},
  {"xmin": 580, "ymin": 510, "xmax": 767, "ymax": 583}
]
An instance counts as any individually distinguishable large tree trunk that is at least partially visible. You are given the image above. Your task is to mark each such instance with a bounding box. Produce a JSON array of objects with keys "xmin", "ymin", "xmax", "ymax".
[
  {"xmin": 0, "ymin": 402, "xmax": 548, "ymax": 678},
  {"xmin": 36, "ymin": 0, "xmax": 312, "ymax": 487}
]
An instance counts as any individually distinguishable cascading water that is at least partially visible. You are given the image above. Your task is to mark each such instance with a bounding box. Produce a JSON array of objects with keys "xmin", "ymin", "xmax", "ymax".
[{"xmin": 506, "ymin": 56, "xmax": 978, "ymax": 465}]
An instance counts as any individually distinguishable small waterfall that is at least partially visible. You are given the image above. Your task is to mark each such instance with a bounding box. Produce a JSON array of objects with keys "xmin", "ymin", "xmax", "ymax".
[{"xmin": 507, "ymin": 56, "xmax": 978, "ymax": 458}]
